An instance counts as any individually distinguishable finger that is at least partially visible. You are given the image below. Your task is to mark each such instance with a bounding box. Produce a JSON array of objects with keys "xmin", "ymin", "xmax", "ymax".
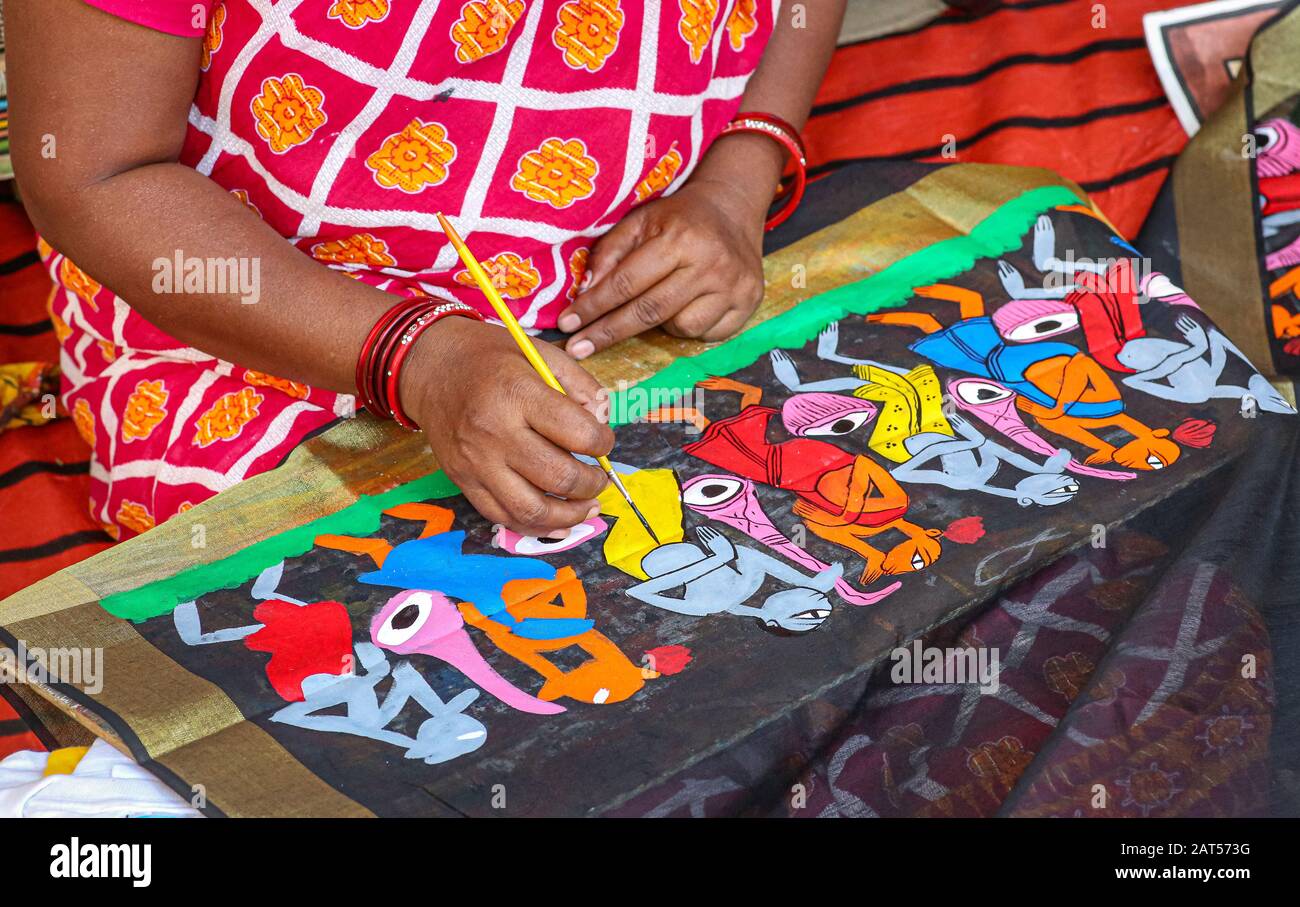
[
  {"xmin": 510, "ymin": 431, "xmax": 610, "ymax": 501},
  {"xmin": 694, "ymin": 302, "xmax": 756, "ymax": 342},
  {"xmin": 560, "ymin": 237, "xmax": 682, "ymax": 344},
  {"xmin": 537, "ymin": 340, "xmax": 604, "ymax": 406},
  {"xmin": 580, "ymin": 209, "xmax": 649, "ymax": 295},
  {"xmin": 489, "ymin": 467, "xmax": 602, "ymax": 536},
  {"xmin": 566, "ymin": 266, "xmax": 702, "ymax": 358},
  {"xmin": 524, "ymin": 388, "xmax": 615, "ymax": 458},
  {"xmin": 662, "ymin": 295, "xmax": 731, "ymax": 340}
]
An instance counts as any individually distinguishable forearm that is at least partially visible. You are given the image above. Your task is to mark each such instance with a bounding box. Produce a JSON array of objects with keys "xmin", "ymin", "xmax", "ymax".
[
  {"xmin": 689, "ymin": 0, "xmax": 845, "ymax": 207},
  {"xmin": 23, "ymin": 164, "xmax": 393, "ymax": 395}
]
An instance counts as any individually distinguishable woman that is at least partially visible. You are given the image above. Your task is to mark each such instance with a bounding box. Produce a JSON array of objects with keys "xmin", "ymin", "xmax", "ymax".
[{"xmin": 7, "ymin": 0, "xmax": 844, "ymax": 539}]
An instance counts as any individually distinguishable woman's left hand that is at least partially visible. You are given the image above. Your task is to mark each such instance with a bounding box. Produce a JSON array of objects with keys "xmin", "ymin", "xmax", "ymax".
[{"xmin": 556, "ymin": 176, "xmax": 768, "ymax": 359}]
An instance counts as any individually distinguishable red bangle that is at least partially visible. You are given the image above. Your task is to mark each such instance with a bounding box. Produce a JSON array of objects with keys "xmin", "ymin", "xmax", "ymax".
[
  {"xmin": 355, "ymin": 299, "xmax": 483, "ymax": 423},
  {"xmin": 720, "ymin": 111, "xmax": 808, "ymax": 231},
  {"xmin": 355, "ymin": 298, "xmax": 425, "ymax": 416},
  {"xmin": 383, "ymin": 301, "xmax": 484, "ymax": 429}
]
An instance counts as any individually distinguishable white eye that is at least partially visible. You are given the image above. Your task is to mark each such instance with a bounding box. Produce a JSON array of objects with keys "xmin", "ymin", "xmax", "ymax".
[
  {"xmin": 1003, "ymin": 311, "xmax": 1079, "ymax": 342},
  {"xmin": 805, "ymin": 411, "xmax": 872, "ymax": 437},
  {"xmin": 954, "ymin": 380, "xmax": 1013, "ymax": 406},
  {"xmin": 1144, "ymin": 274, "xmax": 1183, "ymax": 299},
  {"xmin": 1256, "ymin": 124, "xmax": 1280, "ymax": 152},
  {"xmin": 682, "ymin": 476, "xmax": 744, "ymax": 508},
  {"xmin": 376, "ymin": 592, "xmax": 431, "ymax": 647},
  {"xmin": 512, "ymin": 521, "xmax": 598, "ymax": 554}
]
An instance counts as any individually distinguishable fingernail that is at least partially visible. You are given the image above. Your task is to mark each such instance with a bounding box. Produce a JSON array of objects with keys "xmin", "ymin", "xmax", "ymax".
[
  {"xmin": 544, "ymin": 528, "xmax": 571, "ymax": 541},
  {"xmin": 570, "ymin": 339, "xmax": 595, "ymax": 359},
  {"xmin": 580, "ymin": 270, "xmax": 594, "ymax": 290},
  {"xmin": 586, "ymin": 502, "xmax": 601, "ymax": 519},
  {"xmin": 557, "ymin": 313, "xmax": 580, "ymax": 333}
]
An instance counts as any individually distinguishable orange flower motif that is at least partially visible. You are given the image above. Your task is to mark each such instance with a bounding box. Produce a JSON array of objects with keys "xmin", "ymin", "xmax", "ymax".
[
  {"xmin": 194, "ymin": 386, "xmax": 264, "ymax": 448},
  {"xmin": 454, "ymin": 252, "xmax": 541, "ymax": 300},
  {"xmin": 60, "ymin": 258, "xmax": 101, "ymax": 311},
  {"xmin": 553, "ymin": 0, "xmax": 625, "ymax": 72},
  {"xmin": 635, "ymin": 143, "xmax": 683, "ymax": 202},
  {"xmin": 99, "ymin": 340, "xmax": 118, "ymax": 363},
  {"xmin": 567, "ymin": 246, "xmax": 590, "ymax": 300},
  {"xmin": 201, "ymin": 3, "xmax": 226, "ymax": 70},
  {"xmin": 366, "ymin": 119, "xmax": 457, "ymax": 194},
  {"xmin": 512, "ymin": 137, "xmax": 598, "ymax": 209},
  {"xmin": 116, "ymin": 500, "xmax": 156, "ymax": 536},
  {"xmin": 725, "ymin": 0, "xmax": 757, "ymax": 51},
  {"xmin": 72, "ymin": 398, "xmax": 96, "ymax": 447},
  {"xmin": 99, "ymin": 521, "xmax": 121, "ymax": 542},
  {"xmin": 192, "ymin": 387, "xmax": 263, "ymax": 447},
  {"xmin": 121, "ymin": 379, "xmax": 170, "ymax": 443},
  {"xmin": 327, "ymin": 0, "xmax": 390, "ymax": 28},
  {"xmin": 243, "ymin": 369, "xmax": 310, "ymax": 400},
  {"xmin": 178, "ymin": 501, "xmax": 195, "ymax": 513},
  {"xmin": 452, "ymin": 0, "xmax": 526, "ymax": 63},
  {"xmin": 251, "ymin": 74, "xmax": 328, "ymax": 155},
  {"xmin": 311, "ymin": 233, "xmax": 397, "ymax": 268},
  {"xmin": 678, "ymin": 0, "xmax": 718, "ymax": 64}
]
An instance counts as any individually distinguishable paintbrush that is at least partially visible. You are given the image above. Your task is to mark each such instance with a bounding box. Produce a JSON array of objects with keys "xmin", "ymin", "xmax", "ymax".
[{"xmin": 435, "ymin": 212, "xmax": 661, "ymax": 546}]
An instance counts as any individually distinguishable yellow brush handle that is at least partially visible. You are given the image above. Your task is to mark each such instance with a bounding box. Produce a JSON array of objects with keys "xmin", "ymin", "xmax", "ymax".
[{"xmin": 438, "ymin": 213, "xmax": 615, "ymax": 474}]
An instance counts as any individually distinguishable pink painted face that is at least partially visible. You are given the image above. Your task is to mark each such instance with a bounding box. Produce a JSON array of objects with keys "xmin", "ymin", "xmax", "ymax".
[
  {"xmin": 780, "ymin": 392, "xmax": 877, "ymax": 437},
  {"xmin": 493, "ymin": 517, "xmax": 608, "ymax": 555},
  {"xmin": 990, "ymin": 298, "xmax": 1080, "ymax": 342},
  {"xmin": 681, "ymin": 473, "xmax": 765, "ymax": 524},
  {"xmin": 949, "ymin": 377, "xmax": 1021, "ymax": 427},
  {"xmin": 370, "ymin": 589, "xmax": 463, "ymax": 655}
]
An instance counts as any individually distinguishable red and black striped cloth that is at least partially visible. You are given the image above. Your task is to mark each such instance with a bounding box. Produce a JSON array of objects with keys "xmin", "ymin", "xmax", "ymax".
[
  {"xmin": 0, "ymin": 199, "xmax": 111, "ymax": 602},
  {"xmin": 807, "ymin": 0, "xmax": 1191, "ymax": 238}
]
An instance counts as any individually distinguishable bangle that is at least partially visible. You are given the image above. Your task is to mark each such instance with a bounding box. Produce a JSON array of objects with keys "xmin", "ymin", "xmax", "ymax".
[
  {"xmin": 383, "ymin": 301, "xmax": 484, "ymax": 429},
  {"xmin": 720, "ymin": 111, "xmax": 808, "ymax": 231},
  {"xmin": 355, "ymin": 299, "xmax": 483, "ymax": 423},
  {"xmin": 355, "ymin": 298, "xmax": 425, "ymax": 416}
]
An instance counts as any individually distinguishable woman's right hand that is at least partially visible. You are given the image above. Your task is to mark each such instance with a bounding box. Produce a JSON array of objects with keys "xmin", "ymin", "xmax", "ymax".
[{"xmin": 399, "ymin": 316, "xmax": 616, "ymax": 539}]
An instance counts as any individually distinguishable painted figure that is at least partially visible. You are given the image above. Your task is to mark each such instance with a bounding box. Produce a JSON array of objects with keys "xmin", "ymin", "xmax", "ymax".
[
  {"xmin": 459, "ymin": 566, "xmax": 652, "ymax": 706},
  {"xmin": 273, "ymin": 642, "xmax": 488, "ymax": 765},
  {"xmin": 680, "ymin": 472, "xmax": 900, "ymax": 605},
  {"xmin": 871, "ymin": 280, "xmax": 1181, "ymax": 470},
  {"xmin": 770, "ymin": 325, "xmax": 1081, "ymax": 505},
  {"xmin": 627, "ymin": 526, "xmax": 838, "ymax": 634},
  {"xmin": 173, "ymin": 560, "xmax": 487, "ymax": 763},
  {"xmin": 662, "ymin": 377, "xmax": 944, "ymax": 584},
  {"xmin": 1257, "ymin": 118, "xmax": 1300, "ymax": 270}
]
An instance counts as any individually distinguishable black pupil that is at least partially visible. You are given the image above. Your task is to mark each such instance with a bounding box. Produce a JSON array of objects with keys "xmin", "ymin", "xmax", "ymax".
[
  {"xmin": 977, "ymin": 389, "xmax": 996, "ymax": 400},
  {"xmin": 1036, "ymin": 320, "xmax": 1061, "ymax": 333},
  {"xmin": 391, "ymin": 604, "xmax": 421, "ymax": 631},
  {"xmin": 702, "ymin": 484, "xmax": 728, "ymax": 498},
  {"xmin": 831, "ymin": 418, "xmax": 854, "ymax": 433}
]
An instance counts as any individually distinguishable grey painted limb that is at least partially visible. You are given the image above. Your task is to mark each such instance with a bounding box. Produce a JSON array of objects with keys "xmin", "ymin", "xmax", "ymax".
[{"xmin": 172, "ymin": 600, "xmax": 259, "ymax": 646}]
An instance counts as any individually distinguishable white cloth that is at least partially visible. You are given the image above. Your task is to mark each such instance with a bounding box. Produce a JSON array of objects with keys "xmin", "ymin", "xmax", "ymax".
[{"xmin": 0, "ymin": 740, "xmax": 203, "ymax": 818}]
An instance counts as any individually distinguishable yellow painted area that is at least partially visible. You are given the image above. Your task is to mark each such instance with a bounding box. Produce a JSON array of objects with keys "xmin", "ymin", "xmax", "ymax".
[
  {"xmin": 597, "ymin": 468, "xmax": 684, "ymax": 579},
  {"xmin": 42, "ymin": 746, "xmax": 90, "ymax": 777}
]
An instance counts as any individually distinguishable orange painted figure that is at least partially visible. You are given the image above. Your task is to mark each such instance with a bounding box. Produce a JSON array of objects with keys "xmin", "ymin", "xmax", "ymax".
[
  {"xmin": 319, "ymin": 503, "xmax": 647, "ymax": 707},
  {"xmin": 872, "ymin": 283, "xmax": 1180, "ymax": 470},
  {"xmin": 661, "ymin": 377, "xmax": 943, "ymax": 585}
]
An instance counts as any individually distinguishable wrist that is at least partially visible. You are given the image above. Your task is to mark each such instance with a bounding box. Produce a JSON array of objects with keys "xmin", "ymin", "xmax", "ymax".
[
  {"xmin": 690, "ymin": 133, "xmax": 786, "ymax": 222},
  {"xmin": 395, "ymin": 313, "xmax": 483, "ymax": 425}
]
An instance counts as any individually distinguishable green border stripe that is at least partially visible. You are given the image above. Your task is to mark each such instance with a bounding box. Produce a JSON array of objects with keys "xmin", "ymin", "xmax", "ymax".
[
  {"xmin": 101, "ymin": 472, "xmax": 460, "ymax": 621},
  {"xmin": 100, "ymin": 184, "xmax": 1081, "ymax": 622},
  {"xmin": 609, "ymin": 184, "xmax": 1083, "ymax": 425}
]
